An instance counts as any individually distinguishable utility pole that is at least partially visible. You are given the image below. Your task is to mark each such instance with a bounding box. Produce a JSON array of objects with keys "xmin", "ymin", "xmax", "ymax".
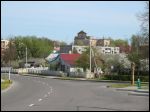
[
  {"xmin": 89, "ymin": 37, "xmax": 91, "ymax": 74},
  {"xmin": 26, "ymin": 47, "xmax": 27, "ymax": 68}
]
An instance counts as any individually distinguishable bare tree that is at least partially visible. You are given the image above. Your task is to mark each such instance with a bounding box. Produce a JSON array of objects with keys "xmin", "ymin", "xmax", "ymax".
[{"xmin": 137, "ymin": 1, "xmax": 149, "ymax": 40}]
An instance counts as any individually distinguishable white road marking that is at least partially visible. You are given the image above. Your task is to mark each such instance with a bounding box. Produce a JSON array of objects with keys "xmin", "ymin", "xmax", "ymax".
[
  {"xmin": 38, "ymin": 98, "xmax": 42, "ymax": 101},
  {"xmin": 48, "ymin": 92, "xmax": 51, "ymax": 94},
  {"xmin": 29, "ymin": 104, "xmax": 34, "ymax": 107}
]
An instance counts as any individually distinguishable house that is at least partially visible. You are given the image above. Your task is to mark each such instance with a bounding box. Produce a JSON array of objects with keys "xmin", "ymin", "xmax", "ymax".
[
  {"xmin": 59, "ymin": 53, "xmax": 83, "ymax": 75},
  {"xmin": 72, "ymin": 45, "xmax": 88, "ymax": 54},
  {"xmin": 119, "ymin": 45, "xmax": 131, "ymax": 54},
  {"xmin": 59, "ymin": 45, "xmax": 72, "ymax": 54},
  {"xmin": 1, "ymin": 39, "xmax": 9, "ymax": 56},
  {"xmin": 59, "ymin": 45, "xmax": 88, "ymax": 54},
  {"xmin": 1, "ymin": 39, "xmax": 9, "ymax": 50},
  {"xmin": 19, "ymin": 58, "xmax": 46, "ymax": 68}
]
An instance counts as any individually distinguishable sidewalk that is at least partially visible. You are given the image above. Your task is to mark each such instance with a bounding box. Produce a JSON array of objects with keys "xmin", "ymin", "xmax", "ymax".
[{"xmin": 116, "ymin": 86, "xmax": 149, "ymax": 96}]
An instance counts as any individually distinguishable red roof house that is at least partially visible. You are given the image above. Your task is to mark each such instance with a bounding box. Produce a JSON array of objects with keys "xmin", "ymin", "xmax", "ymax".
[{"xmin": 60, "ymin": 53, "xmax": 81, "ymax": 66}]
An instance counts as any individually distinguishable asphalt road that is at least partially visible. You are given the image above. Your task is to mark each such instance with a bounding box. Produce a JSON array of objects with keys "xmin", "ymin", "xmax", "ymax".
[{"xmin": 1, "ymin": 74, "xmax": 149, "ymax": 111}]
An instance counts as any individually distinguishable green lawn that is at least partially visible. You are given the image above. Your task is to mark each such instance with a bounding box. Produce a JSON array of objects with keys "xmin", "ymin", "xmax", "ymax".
[{"xmin": 1, "ymin": 80, "xmax": 12, "ymax": 90}]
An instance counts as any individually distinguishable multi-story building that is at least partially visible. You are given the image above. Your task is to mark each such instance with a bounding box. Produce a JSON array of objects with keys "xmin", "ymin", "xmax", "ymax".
[
  {"xmin": 59, "ymin": 31, "xmax": 119, "ymax": 54},
  {"xmin": 96, "ymin": 46, "xmax": 120, "ymax": 54},
  {"xmin": 90, "ymin": 38, "xmax": 97, "ymax": 46},
  {"xmin": 74, "ymin": 31, "xmax": 111, "ymax": 47},
  {"xmin": 74, "ymin": 31, "xmax": 89, "ymax": 46},
  {"xmin": 96, "ymin": 39, "xmax": 110, "ymax": 46}
]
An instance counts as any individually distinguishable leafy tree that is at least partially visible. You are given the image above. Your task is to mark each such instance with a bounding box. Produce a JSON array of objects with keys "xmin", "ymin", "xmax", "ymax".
[
  {"xmin": 2, "ymin": 39, "xmax": 17, "ymax": 66},
  {"xmin": 13, "ymin": 36, "xmax": 54, "ymax": 59},
  {"xmin": 110, "ymin": 39, "xmax": 128, "ymax": 47},
  {"xmin": 75, "ymin": 48, "xmax": 90, "ymax": 71},
  {"xmin": 75, "ymin": 47, "xmax": 105, "ymax": 72},
  {"xmin": 128, "ymin": 52, "xmax": 140, "ymax": 66}
]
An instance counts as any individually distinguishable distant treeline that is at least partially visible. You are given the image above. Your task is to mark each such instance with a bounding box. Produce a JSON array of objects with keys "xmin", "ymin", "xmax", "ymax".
[{"xmin": 1, "ymin": 36, "xmax": 67, "ymax": 66}]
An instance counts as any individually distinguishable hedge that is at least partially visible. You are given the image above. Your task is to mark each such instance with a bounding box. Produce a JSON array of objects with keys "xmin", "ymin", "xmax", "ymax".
[{"xmin": 101, "ymin": 75, "xmax": 149, "ymax": 82}]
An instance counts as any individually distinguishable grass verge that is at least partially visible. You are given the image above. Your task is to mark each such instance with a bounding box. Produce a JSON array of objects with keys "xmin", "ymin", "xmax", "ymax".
[{"xmin": 1, "ymin": 80, "xmax": 12, "ymax": 90}]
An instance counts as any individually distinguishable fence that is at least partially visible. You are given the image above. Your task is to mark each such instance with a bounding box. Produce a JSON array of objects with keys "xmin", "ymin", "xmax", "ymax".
[{"xmin": 1, "ymin": 67, "xmax": 65, "ymax": 77}]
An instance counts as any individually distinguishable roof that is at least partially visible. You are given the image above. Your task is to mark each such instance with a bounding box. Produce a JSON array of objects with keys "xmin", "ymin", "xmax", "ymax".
[
  {"xmin": 60, "ymin": 53, "xmax": 80, "ymax": 66},
  {"xmin": 78, "ymin": 30, "xmax": 86, "ymax": 34}
]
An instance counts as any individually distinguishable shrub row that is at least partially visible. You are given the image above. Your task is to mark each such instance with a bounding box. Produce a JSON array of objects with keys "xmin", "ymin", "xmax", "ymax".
[{"xmin": 101, "ymin": 75, "xmax": 149, "ymax": 82}]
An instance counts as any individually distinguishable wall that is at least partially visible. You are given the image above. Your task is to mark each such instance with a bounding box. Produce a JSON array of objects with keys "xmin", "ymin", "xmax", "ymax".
[{"xmin": 1, "ymin": 67, "xmax": 87, "ymax": 78}]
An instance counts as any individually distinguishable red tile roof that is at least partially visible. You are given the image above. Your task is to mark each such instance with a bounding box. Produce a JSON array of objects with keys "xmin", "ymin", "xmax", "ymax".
[{"xmin": 60, "ymin": 54, "xmax": 80, "ymax": 66}]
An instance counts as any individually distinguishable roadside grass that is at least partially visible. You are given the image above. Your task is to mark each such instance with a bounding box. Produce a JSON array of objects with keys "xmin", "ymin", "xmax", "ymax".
[
  {"xmin": 1, "ymin": 73, "xmax": 9, "ymax": 80},
  {"xmin": 1, "ymin": 80, "xmax": 12, "ymax": 90}
]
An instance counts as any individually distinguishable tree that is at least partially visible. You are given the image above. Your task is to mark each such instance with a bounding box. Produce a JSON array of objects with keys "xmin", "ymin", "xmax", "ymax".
[
  {"xmin": 110, "ymin": 39, "xmax": 128, "ymax": 47},
  {"xmin": 13, "ymin": 36, "xmax": 54, "ymax": 59},
  {"xmin": 137, "ymin": 1, "xmax": 149, "ymax": 39},
  {"xmin": 75, "ymin": 48, "xmax": 90, "ymax": 71},
  {"xmin": 128, "ymin": 35, "xmax": 140, "ymax": 64},
  {"xmin": 75, "ymin": 47, "xmax": 105, "ymax": 72},
  {"xmin": 2, "ymin": 39, "xmax": 17, "ymax": 66}
]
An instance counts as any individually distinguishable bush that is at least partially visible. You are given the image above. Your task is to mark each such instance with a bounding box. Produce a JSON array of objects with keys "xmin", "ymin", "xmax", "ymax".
[{"xmin": 101, "ymin": 74, "xmax": 149, "ymax": 82}]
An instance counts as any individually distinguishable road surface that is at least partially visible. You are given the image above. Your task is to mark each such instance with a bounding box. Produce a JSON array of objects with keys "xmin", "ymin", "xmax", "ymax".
[{"xmin": 1, "ymin": 74, "xmax": 149, "ymax": 111}]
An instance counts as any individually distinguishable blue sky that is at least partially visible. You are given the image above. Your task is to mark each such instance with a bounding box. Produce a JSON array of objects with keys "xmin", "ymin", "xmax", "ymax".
[{"xmin": 1, "ymin": 1, "xmax": 145, "ymax": 44}]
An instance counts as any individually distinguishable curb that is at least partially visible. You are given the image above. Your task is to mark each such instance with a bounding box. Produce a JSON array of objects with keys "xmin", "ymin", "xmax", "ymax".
[
  {"xmin": 18, "ymin": 74, "xmax": 127, "ymax": 83},
  {"xmin": 52, "ymin": 77, "xmax": 132, "ymax": 83},
  {"xmin": 116, "ymin": 88, "xmax": 136, "ymax": 91},
  {"xmin": 134, "ymin": 90, "xmax": 149, "ymax": 93},
  {"xmin": 128, "ymin": 92, "xmax": 149, "ymax": 96}
]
